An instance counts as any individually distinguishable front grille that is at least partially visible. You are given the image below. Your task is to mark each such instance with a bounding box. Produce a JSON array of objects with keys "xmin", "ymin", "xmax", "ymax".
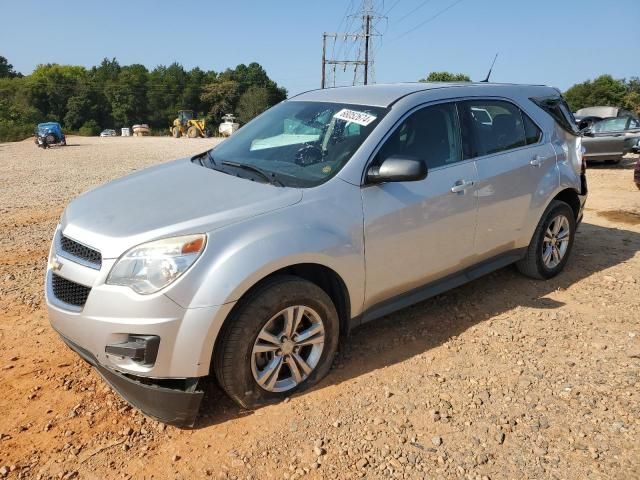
[
  {"xmin": 60, "ymin": 235, "xmax": 102, "ymax": 268},
  {"xmin": 51, "ymin": 274, "xmax": 91, "ymax": 307}
]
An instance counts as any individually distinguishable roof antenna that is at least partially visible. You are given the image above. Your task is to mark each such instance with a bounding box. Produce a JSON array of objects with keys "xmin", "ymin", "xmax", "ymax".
[{"xmin": 481, "ymin": 53, "xmax": 499, "ymax": 83}]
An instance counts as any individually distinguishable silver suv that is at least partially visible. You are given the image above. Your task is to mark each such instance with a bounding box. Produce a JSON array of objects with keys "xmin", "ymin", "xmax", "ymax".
[{"xmin": 46, "ymin": 83, "xmax": 587, "ymax": 426}]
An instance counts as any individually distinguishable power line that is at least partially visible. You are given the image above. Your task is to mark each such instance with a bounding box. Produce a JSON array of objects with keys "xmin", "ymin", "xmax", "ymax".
[
  {"xmin": 392, "ymin": 0, "xmax": 466, "ymax": 41},
  {"xmin": 383, "ymin": 0, "xmax": 403, "ymax": 15},
  {"xmin": 395, "ymin": 0, "xmax": 433, "ymax": 23}
]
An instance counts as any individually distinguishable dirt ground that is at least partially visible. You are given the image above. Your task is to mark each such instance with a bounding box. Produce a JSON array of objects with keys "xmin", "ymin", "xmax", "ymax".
[{"xmin": 0, "ymin": 136, "xmax": 639, "ymax": 480}]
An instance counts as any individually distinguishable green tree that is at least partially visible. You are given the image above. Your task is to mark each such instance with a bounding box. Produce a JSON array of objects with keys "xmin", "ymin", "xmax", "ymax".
[
  {"xmin": 237, "ymin": 86, "xmax": 270, "ymax": 124},
  {"xmin": 200, "ymin": 79, "xmax": 240, "ymax": 122},
  {"xmin": 0, "ymin": 56, "xmax": 20, "ymax": 78},
  {"xmin": 79, "ymin": 119, "xmax": 101, "ymax": 136},
  {"xmin": 420, "ymin": 71, "xmax": 471, "ymax": 82},
  {"xmin": 105, "ymin": 64, "xmax": 149, "ymax": 127},
  {"xmin": 0, "ymin": 57, "xmax": 285, "ymax": 141},
  {"xmin": 26, "ymin": 64, "xmax": 87, "ymax": 122},
  {"xmin": 563, "ymin": 75, "xmax": 627, "ymax": 111}
]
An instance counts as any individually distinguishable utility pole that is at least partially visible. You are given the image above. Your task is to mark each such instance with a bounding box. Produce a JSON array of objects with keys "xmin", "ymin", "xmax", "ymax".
[
  {"xmin": 320, "ymin": 33, "xmax": 367, "ymax": 88},
  {"xmin": 321, "ymin": 33, "xmax": 327, "ymax": 89},
  {"xmin": 320, "ymin": 2, "xmax": 384, "ymax": 88},
  {"xmin": 363, "ymin": 14, "xmax": 371, "ymax": 85}
]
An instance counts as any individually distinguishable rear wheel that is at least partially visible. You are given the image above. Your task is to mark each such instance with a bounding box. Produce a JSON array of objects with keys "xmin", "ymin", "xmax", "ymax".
[
  {"xmin": 516, "ymin": 200, "xmax": 576, "ymax": 280},
  {"xmin": 187, "ymin": 126, "xmax": 199, "ymax": 138},
  {"xmin": 172, "ymin": 127, "xmax": 181, "ymax": 138},
  {"xmin": 213, "ymin": 276, "xmax": 339, "ymax": 409}
]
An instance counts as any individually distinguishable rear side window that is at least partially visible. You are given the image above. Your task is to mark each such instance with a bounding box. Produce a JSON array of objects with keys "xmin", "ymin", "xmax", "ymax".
[
  {"xmin": 459, "ymin": 100, "xmax": 526, "ymax": 157},
  {"xmin": 374, "ymin": 102, "xmax": 462, "ymax": 170},
  {"xmin": 530, "ymin": 95, "xmax": 579, "ymax": 135},
  {"xmin": 522, "ymin": 112, "xmax": 542, "ymax": 145}
]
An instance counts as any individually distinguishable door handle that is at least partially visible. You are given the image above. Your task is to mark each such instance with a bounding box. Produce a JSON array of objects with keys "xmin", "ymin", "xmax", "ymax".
[
  {"xmin": 451, "ymin": 180, "xmax": 474, "ymax": 193},
  {"xmin": 530, "ymin": 155, "xmax": 544, "ymax": 167}
]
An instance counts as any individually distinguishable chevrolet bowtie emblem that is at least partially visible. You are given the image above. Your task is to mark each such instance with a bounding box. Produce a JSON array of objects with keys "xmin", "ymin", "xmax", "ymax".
[{"xmin": 50, "ymin": 256, "xmax": 63, "ymax": 272}]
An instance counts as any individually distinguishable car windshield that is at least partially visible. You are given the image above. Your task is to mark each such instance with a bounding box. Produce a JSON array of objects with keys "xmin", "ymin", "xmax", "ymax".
[{"xmin": 208, "ymin": 101, "xmax": 387, "ymax": 187}]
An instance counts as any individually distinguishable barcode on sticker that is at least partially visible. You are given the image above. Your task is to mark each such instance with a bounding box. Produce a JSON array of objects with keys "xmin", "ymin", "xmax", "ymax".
[{"xmin": 333, "ymin": 109, "xmax": 377, "ymax": 126}]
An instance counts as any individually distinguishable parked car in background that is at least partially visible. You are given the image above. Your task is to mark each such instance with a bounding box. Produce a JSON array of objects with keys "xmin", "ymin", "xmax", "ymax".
[
  {"xmin": 34, "ymin": 122, "xmax": 66, "ymax": 148},
  {"xmin": 100, "ymin": 129, "xmax": 117, "ymax": 137},
  {"xmin": 46, "ymin": 82, "xmax": 587, "ymax": 426},
  {"xmin": 582, "ymin": 116, "xmax": 640, "ymax": 164}
]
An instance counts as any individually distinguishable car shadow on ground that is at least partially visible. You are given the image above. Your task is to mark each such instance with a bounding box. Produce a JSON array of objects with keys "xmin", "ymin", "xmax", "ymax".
[{"xmin": 195, "ymin": 221, "xmax": 640, "ymax": 429}]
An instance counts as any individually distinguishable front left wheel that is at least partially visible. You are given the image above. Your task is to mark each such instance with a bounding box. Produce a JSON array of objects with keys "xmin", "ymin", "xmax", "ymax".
[{"xmin": 213, "ymin": 276, "xmax": 339, "ymax": 409}]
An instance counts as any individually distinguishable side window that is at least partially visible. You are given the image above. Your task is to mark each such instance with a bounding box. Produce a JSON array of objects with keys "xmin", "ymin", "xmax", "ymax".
[
  {"xmin": 593, "ymin": 117, "xmax": 627, "ymax": 133},
  {"xmin": 522, "ymin": 111, "xmax": 542, "ymax": 145},
  {"xmin": 459, "ymin": 100, "xmax": 526, "ymax": 157},
  {"xmin": 374, "ymin": 103, "xmax": 462, "ymax": 170},
  {"xmin": 530, "ymin": 95, "xmax": 579, "ymax": 135}
]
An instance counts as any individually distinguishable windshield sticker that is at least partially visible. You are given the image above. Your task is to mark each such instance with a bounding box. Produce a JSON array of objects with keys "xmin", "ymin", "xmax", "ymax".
[{"xmin": 333, "ymin": 109, "xmax": 377, "ymax": 126}]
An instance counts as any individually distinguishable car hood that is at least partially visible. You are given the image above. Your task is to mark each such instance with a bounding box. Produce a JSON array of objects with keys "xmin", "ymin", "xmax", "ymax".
[{"xmin": 60, "ymin": 158, "xmax": 302, "ymax": 258}]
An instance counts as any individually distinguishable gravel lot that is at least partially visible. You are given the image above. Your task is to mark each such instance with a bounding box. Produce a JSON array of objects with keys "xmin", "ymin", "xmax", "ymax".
[{"xmin": 0, "ymin": 136, "xmax": 639, "ymax": 479}]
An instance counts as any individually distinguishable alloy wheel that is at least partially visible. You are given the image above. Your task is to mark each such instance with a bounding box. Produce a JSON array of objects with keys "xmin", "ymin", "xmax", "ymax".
[
  {"xmin": 251, "ymin": 305, "xmax": 325, "ymax": 393},
  {"xmin": 542, "ymin": 214, "xmax": 571, "ymax": 269}
]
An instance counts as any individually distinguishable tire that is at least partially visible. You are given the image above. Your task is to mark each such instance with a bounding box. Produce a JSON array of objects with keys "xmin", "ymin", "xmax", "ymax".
[
  {"xmin": 213, "ymin": 275, "xmax": 339, "ymax": 409},
  {"xmin": 516, "ymin": 200, "xmax": 576, "ymax": 280},
  {"xmin": 187, "ymin": 126, "xmax": 199, "ymax": 138},
  {"xmin": 172, "ymin": 127, "xmax": 181, "ymax": 138}
]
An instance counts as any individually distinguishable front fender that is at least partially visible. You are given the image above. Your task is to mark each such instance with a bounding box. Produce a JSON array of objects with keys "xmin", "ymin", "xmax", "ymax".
[{"xmin": 165, "ymin": 181, "xmax": 366, "ymax": 316}]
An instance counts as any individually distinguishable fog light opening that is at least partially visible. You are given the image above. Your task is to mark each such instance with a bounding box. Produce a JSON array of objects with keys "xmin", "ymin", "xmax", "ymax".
[{"xmin": 105, "ymin": 335, "xmax": 160, "ymax": 365}]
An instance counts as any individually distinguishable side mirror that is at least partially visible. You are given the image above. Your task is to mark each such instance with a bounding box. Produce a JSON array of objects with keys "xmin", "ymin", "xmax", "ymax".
[{"xmin": 366, "ymin": 156, "xmax": 428, "ymax": 184}]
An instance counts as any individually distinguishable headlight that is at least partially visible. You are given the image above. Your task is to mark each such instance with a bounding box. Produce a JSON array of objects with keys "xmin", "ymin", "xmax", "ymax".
[{"xmin": 106, "ymin": 234, "xmax": 206, "ymax": 294}]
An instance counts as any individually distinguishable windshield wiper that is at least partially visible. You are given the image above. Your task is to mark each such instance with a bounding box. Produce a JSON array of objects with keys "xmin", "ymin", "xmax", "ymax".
[
  {"xmin": 192, "ymin": 150, "xmax": 219, "ymax": 168},
  {"xmin": 220, "ymin": 160, "xmax": 284, "ymax": 187}
]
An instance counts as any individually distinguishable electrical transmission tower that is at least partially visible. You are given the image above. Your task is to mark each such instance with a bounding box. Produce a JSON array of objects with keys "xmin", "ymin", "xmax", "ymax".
[{"xmin": 321, "ymin": 0, "xmax": 384, "ymax": 88}]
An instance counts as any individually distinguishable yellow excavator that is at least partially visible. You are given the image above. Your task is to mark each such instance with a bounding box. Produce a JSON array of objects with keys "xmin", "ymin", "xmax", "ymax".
[{"xmin": 170, "ymin": 110, "xmax": 209, "ymax": 138}]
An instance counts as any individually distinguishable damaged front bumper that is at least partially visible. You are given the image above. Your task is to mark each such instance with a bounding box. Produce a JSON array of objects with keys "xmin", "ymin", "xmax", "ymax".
[{"xmin": 57, "ymin": 331, "xmax": 204, "ymax": 427}]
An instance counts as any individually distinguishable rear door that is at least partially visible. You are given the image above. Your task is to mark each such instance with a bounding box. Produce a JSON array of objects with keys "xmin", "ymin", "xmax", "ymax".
[
  {"xmin": 458, "ymin": 99, "xmax": 555, "ymax": 260},
  {"xmin": 362, "ymin": 102, "xmax": 478, "ymax": 309}
]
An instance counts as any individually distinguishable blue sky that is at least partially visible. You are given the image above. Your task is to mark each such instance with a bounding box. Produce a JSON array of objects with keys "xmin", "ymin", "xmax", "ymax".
[{"xmin": 2, "ymin": 0, "xmax": 638, "ymax": 95}]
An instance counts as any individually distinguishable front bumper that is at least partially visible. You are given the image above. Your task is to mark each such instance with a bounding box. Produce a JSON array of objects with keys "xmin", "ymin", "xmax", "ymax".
[
  {"xmin": 56, "ymin": 330, "xmax": 203, "ymax": 427},
  {"xmin": 45, "ymin": 227, "xmax": 237, "ymax": 425}
]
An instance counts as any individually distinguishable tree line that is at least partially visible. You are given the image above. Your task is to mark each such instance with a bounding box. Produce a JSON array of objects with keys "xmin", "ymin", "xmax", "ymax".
[
  {"xmin": 2, "ymin": 55, "xmax": 639, "ymax": 143},
  {"xmin": 0, "ymin": 56, "xmax": 287, "ymax": 142}
]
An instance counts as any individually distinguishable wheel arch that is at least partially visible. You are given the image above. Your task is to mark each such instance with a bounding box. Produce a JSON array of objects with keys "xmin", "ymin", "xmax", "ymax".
[
  {"xmin": 210, "ymin": 263, "xmax": 352, "ymax": 374},
  {"xmin": 551, "ymin": 187, "xmax": 581, "ymax": 220}
]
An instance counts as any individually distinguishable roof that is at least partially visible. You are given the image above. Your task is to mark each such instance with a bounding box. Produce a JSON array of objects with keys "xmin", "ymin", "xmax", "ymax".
[
  {"xmin": 290, "ymin": 82, "xmax": 553, "ymax": 107},
  {"xmin": 575, "ymin": 106, "xmax": 621, "ymax": 118}
]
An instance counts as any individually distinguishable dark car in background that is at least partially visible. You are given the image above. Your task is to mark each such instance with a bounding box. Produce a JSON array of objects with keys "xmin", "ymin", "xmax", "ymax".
[{"xmin": 582, "ymin": 115, "xmax": 640, "ymax": 164}]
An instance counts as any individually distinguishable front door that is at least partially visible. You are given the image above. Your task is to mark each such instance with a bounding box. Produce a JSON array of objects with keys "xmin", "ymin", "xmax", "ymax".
[{"xmin": 362, "ymin": 102, "xmax": 478, "ymax": 311}]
